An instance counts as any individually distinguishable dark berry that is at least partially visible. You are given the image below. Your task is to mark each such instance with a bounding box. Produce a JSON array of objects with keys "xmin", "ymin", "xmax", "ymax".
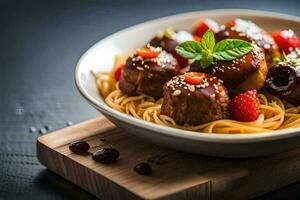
[
  {"xmin": 266, "ymin": 65, "xmax": 296, "ymax": 94},
  {"xmin": 265, "ymin": 64, "xmax": 300, "ymax": 104},
  {"xmin": 69, "ymin": 141, "xmax": 90, "ymax": 154},
  {"xmin": 92, "ymin": 148, "xmax": 120, "ymax": 164},
  {"xmin": 134, "ymin": 162, "xmax": 152, "ymax": 176}
]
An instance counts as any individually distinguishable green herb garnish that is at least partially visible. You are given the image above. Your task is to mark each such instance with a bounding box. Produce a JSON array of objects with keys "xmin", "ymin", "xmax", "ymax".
[
  {"xmin": 175, "ymin": 30, "xmax": 253, "ymax": 68},
  {"xmin": 274, "ymin": 51, "xmax": 300, "ymax": 68}
]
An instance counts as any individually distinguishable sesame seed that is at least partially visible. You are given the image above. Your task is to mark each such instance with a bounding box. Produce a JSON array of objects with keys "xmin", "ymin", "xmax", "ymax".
[
  {"xmin": 149, "ymin": 46, "xmax": 162, "ymax": 52},
  {"xmin": 172, "ymin": 90, "xmax": 181, "ymax": 96},
  {"xmin": 213, "ymin": 84, "xmax": 218, "ymax": 90},
  {"xmin": 188, "ymin": 85, "xmax": 195, "ymax": 92},
  {"xmin": 137, "ymin": 66, "xmax": 144, "ymax": 71}
]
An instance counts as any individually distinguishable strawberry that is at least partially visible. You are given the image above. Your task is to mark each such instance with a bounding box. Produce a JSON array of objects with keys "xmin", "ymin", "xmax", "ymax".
[
  {"xmin": 193, "ymin": 19, "xmax": 219, "ymax": 37},
  {"xmin": 229, "ymin": 90, "xmax": 260, "ymax": 122},
  {"xmin": 114, "ymin": 63, "xmax": 125, "ymax": 81},
  {"xmin": 273, "ymin": 29, "xmax": 300, "ymax": 54}
]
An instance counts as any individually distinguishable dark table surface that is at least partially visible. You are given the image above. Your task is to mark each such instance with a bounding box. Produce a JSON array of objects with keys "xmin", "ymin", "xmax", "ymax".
[{"xmin": 1, "ymin": 0, "xmax": 300, "ymax": 199}]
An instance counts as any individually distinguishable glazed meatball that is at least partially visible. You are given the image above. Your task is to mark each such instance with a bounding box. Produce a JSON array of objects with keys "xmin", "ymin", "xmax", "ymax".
[
  {"xmin": 161, "ymin": 72, "xmax": 230, "ymax": 125},
  {"xmin": 149, "ymin": 30, "xmax": 193, "ymax": 68},
  {"xmin": 119, "ymin": 50, "xmax": 180, "ymax": 99},
  {"xmin": 215, "ymin": 18, "xmax": 279, "ymax": 66},
  {"xmin": 190, "ymin": 44, "xmax": 268, "ymax": 94}
]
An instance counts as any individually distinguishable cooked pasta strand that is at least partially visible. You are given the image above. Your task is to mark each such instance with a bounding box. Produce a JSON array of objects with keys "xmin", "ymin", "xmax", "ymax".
[{"xmin": 98, "ymin": 75, "xmax": 300, "ymax": 134}]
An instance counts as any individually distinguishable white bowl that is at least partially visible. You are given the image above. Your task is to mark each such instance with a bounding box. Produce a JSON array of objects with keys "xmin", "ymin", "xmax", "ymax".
[{"xmin": 75, "ymin": 9, "xmax": 300, "ymax": 157}]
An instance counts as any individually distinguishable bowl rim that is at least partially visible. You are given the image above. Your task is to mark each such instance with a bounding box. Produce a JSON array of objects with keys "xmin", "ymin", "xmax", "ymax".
[{"xmin": 75, "ymin": 8, "xmax": 300, "ymax": 144}]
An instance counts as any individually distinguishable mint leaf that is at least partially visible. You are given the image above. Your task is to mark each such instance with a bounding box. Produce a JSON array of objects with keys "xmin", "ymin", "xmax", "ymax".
[
  {"xmin": 200, "ymin": 30, "xmax": 215, "ymax": 50},
  {"xmin": 175, "ymin": 41, "xmax": 203, "ymax": 59},
  {"xmin": 175, "ymin": 30, "xmax": 253, "ymax": 69},
  {"xmin": 213, "ymin": 39, "xmax": 253, "ymax": 61},
  {"xmin": 200, "ymin": 51, "xmax": 213, "ymax": 68}
]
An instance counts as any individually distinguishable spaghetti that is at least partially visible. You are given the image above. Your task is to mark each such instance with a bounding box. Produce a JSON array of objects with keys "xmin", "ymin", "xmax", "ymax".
[{"xmin": 96, "ymin": 74, "xmax": 300, "ymax": 134}]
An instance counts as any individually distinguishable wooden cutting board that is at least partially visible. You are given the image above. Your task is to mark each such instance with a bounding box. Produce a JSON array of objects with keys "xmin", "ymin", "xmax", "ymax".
[{"xmin": 37, "ymin": 116, "xmax": 300, "ymax": 200}]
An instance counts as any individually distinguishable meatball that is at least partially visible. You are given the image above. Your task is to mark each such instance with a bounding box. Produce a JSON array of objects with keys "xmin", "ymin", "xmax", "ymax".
[
  {"xmin": 161, "ymin": 73, "xmax": 230, "ymax": 125},
  {"xmin": 119, "ymin": 50, "xmax": 180, "ymax": 99},
  {"xmin": 149, "ymin": 30, "xmax": 193, "ymax": 68},
  {"xmin": 149, "ymin": 36, "xmax": 178, "ymax": 54},
  {"xmin": 215, "ymin": 18, "xmax": 279, "ymax": 66},
  {"xmin": 190, "ymin": 45, "xmax": 268, "ymax": 94}
]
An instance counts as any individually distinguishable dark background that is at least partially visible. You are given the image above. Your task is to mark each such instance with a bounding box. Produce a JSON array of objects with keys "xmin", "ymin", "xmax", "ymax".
[{"xmin": 1, "ymin": 0, "xmax": 300, "ymax": 199}]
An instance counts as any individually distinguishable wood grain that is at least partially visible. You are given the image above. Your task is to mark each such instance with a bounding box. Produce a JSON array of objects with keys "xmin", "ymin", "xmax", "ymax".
[{"xmin": 37, "ymin": 116, "xmax": 300, "ymax": 200}]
